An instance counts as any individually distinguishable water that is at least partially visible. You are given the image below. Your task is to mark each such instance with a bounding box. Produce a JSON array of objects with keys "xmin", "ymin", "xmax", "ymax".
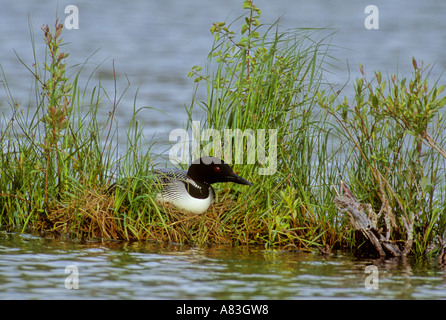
[
  {"xmin": 0, "ymin": 231, "xmax": 445, "ymax": 299},
  {"xmin": 1, "ymin": 1, "xmax": 446, "ymax": 300},
  {"xmin": 1, "ymin": 0, "xmax": 445, "ymax": 159}
]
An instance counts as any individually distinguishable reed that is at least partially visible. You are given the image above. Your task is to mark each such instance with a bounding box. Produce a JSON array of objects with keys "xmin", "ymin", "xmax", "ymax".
[
  {"xmin": 185, "ymin": 0, "xmax": 344, "ymax": 251},
  {"xmin": 0, "ymin": 19, "xmax": 156, "ymax": 240}
]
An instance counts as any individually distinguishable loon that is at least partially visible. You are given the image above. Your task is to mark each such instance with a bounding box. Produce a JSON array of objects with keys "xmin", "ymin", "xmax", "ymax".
[{"xmin": 154, "ymin": 156, "xmax": 252, "ymax": 214}]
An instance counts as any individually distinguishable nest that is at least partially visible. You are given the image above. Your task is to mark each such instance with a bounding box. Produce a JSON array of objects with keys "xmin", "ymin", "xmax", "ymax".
[
  {"xmin": 36, "ymin": 188, "xmax": 258, "ymax": 244},
  {"xmin": 37, "ymin": 189, "xmax": 125, "ymax": 240}
]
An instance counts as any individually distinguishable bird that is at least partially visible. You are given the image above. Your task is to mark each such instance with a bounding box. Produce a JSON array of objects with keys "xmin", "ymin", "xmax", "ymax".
[{"xmin": 154, "ymin": 156, "xmax": 252, "ymax": 214}]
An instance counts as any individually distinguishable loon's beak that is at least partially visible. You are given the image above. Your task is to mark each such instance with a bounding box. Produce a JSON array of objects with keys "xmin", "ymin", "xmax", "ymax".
[{"xmin": 227, "ymin": 172, "xmax": 253, "ymax": 186}]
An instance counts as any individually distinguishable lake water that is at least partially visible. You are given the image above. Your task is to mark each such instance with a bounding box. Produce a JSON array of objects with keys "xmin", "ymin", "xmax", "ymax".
[
  {"xmin": 1, "ymin": 0, "xmax": 446, "ymax": 157},
  {"xmin": 1, "ymin": 231, "xmax": 445, "ymax": 300},
  {"xmin": 1, "ymin": 0, "xmax": 446, "ymax": 300}
]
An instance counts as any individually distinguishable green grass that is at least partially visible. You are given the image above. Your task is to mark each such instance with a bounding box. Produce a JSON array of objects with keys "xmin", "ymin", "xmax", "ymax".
[
  {"xmin": 1, "ymin": 1, "xmax": 445, "ymax": 260},
  {"xmin": 184, "ymin": 1, "xmax": 350, "ymax": 251}
]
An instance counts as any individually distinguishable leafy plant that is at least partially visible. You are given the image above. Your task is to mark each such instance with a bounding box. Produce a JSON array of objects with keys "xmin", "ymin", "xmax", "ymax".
[{"xmin": 319, "ymin": 58, "xmax": 446, "ymax": 257}]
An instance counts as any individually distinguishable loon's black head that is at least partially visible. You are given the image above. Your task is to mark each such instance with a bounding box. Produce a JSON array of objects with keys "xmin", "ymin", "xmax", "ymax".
[{"xmin": 187, "ymin": 156, "xmax": 253, "ymax": 186}]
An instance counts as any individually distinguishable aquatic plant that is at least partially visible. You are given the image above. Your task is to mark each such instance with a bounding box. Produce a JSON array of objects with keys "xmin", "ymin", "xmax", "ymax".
[
  {"xmin": 184, "ymin": 0, "xmax": 446, "ymax": 259},
  {"xmin": 185, "ymin": 0, "xmax": 341, "ymax": 252},
  {"xmin": 0, "ymin": 18, "xmax": 155, "ymax": 240},
  {"xmin": 319, "ymin": 59, "xmax": 446, "ymax": 258}
]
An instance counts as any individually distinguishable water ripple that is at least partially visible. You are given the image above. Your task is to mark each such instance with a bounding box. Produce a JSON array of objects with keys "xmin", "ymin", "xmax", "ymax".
[{"xmin": 0, "ymin": 231, "xmax": 445, "ymax": 299}]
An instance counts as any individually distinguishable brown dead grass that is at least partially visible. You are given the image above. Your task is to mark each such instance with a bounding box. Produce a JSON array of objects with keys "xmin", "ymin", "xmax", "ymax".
[
  {"xmin": 36, "ymin": 188, "xmax": 266, "ymax": 244},
  {"xmin": 37, "ymin": 189, "xmax": 127, "ymax": 240}
]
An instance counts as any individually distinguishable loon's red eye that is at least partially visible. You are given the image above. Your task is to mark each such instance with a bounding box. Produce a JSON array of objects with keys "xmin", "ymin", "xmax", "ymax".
[{"xmin": 214, "ymin": 166, "xmax": 221, "ymax": 172}]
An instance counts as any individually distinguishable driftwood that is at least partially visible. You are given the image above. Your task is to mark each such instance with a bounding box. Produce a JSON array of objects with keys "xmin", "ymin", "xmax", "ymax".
[
  {"xmin": 439, "ymin": 227, "xmax": 446, "ymax": 265},
  {"xmin": 334, "ymin": 181, "xmax": 402, "ymax": 258}
]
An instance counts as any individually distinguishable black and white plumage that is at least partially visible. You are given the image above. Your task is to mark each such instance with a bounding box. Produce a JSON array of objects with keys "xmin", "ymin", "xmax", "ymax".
[
  {"xmin": 154, "ymin": 167, "xmax": 216, "ymax": 215},
  {"xmin": 154, "ymin": 156, "xmax": 252, "ymax": 214}
]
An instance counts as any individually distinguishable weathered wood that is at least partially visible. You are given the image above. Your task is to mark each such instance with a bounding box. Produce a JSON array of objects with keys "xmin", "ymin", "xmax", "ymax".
[
  {"xmin": 439, "ymin": 227, "xmax": 446, "ymax": 265},
  {"xmin": 334, "ymin": 181, "xmax": 402, "ymax": 258}
]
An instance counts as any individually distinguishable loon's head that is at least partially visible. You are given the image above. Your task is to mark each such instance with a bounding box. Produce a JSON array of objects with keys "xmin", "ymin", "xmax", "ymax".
[{"xmin": 187, "ymin": 156, "xmax": 253, "ymax": 186}]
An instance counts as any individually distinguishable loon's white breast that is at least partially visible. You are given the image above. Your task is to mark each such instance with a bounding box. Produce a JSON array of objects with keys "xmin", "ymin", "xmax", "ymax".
[{"xmin": 154, "ymin": 168, "xmax": 215, "ymax": 214}]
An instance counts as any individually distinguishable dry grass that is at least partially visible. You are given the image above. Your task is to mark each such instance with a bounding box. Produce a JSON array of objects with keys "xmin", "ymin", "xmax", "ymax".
[
  {"xmin": 37, "ymin": 189, "xmax": 125, "ymax": 240},
  {"xmin": 35, "ymin": 188, "xmax": 267, "ymax": 245}
]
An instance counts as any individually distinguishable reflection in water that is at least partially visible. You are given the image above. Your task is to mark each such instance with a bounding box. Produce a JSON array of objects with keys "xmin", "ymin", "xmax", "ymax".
[{"xmin": 0, "ymin": 231, "xmax": 445, "ymax": 299}]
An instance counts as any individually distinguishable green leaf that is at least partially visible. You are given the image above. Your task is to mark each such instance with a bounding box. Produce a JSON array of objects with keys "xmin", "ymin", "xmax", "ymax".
[
  {"xmin": 241, "ymin": 24, "xmax": 248, "ymax": 35},
  {"xmin": 420, "ymin": 175, "xmax": 431, "ymax": 194},
  {"xmin": 371, "ymin": 95, "xmax": 379, "ymax": 109}
]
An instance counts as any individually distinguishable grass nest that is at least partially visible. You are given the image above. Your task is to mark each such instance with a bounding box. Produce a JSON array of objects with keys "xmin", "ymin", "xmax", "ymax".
[
  {"xmin": 37, "ymin": 189, "xmax": 124, "ymax": 240},
  {"xmin": 35, "ymin": 188, "xmax": 264, "ymax": 244}
]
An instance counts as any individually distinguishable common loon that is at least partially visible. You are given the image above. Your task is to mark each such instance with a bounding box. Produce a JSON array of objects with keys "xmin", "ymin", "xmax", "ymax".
[{"xmin": 154, "ymin": 156, "xmax": 252, "ymax": 214}]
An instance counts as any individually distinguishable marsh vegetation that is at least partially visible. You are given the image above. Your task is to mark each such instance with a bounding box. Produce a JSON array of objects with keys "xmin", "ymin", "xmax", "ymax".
[{"xmin": 1, "ymin": 1, "xmax": 445, "ymax": 261}]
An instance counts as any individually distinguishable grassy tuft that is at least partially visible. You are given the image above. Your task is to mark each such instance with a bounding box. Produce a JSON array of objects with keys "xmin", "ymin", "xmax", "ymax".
[{"xmin": 186, "ymin": 0, "xmax": 343, "ymax": 251}]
